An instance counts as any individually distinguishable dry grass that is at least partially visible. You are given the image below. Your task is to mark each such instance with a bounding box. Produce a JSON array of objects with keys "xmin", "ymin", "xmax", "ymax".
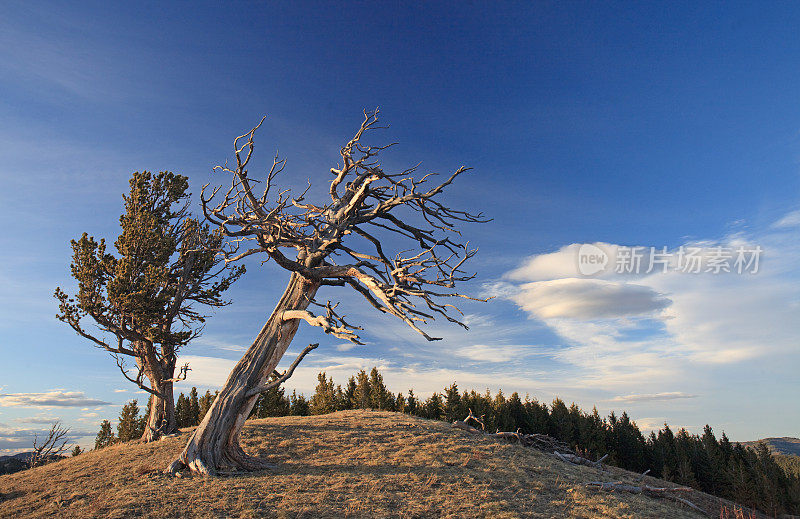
[{"xmin": 0, "ymin": 410, "xmax": 713, "ymax": 518}]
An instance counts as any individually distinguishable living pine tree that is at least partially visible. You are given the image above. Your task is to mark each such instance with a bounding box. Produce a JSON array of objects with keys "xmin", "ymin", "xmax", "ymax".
[
  {"xmin": 549, "ymin": 398, "xmax": 573, "ymax": 443},
  {"xmin": 368, "ymin": 368, "xmax": 394, "ymax": 410},
  {"xmin": 422, "ymin": 392, "xmax": 443, "ymax": 420},
  {"xmin": 656, "ymin": 424, "xmax": 678, "ymax": 480},
  {"xmin": 493, "ymin": 390, "xmax": 517, "ymax": 433},
  {"xmin": 443, "ymin": 383, "xmax": 462, "ymax": 423},
  {"xmin": 343, "ymin": 376, "xmax": 357, "ymax": 410},
  {"xmin": 523, "ymin": 396, "xmax": 549, "ymax": 434},
  {"xmin": 188, "ymin": 387, "xmax": 201, "ymax": 426},
  {"xmin": 94, "ymin": 420, "xmax": 115, "ymax": 449},
  {"xmin": 71, "ymin": 445, "xmax": 83, "ymax": 457},
  {"xmin": 579, "ymin": 407, "xmax": 607, "ymax": 458},
  {"xmin": 262, "ymin": 387, "xmax": 291, "ymax": 417},
  {"xmin": 395, "ymin": 392, "xmax": 406, "ymax": 413},
  {"xmin": 288, "ymin": 390, "xmax": 309, "ymax": 416},
  {"xmin": 116, "ymin": 400, "xmax": 146, "ymax": 442},
  {"xmin": 309, "ymin": 372, "xmax": 339, "ymax": 415},
  {"xmin": 250, "ymin": 376, "xmax": 290, "ymax": 418},
  {"xmin": 55, "ymin": 172, "xmax": 243, "ymax": 441},
  {"xmin": 352, "ymin": 370, "xmax": 372, "ymax": 409},
  {"xmin": 175, "ymin": 393, "xmax": 190, "ymax": 428},
  {"xmin": 405, "ymin": 389, "xmax": 417, "ymax": 416},
  {"xmin": 198, "ymin": 390, "xmax": 217, "ymax": 421},
  {"xmin": 507, "ymin": 393, "xmax": 529, "ymax": 433}
]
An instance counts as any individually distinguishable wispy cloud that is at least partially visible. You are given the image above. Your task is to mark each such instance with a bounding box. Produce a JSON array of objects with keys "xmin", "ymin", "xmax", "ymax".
[
  {"xmin": 0, "ymin": 391, "xmax": 110, "ymax": 408},
  {"xmin": 12, "ymin": 415, "xmax": 59, "ymax": 424},
  {"xmin": 610, "ymin": 392, "xmax": 698, "ymax": 403},
  {"xmin": 771, "ymin": 209, "xmax": 800, "ymax": 229},
  {"xmin": 454, "ymin": 344, "xmax": 544, "ymax": 363}
]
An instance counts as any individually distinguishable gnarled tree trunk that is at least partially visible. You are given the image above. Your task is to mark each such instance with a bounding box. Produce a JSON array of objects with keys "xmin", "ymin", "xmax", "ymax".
[
  {"xmin": 167, "ymin": 273, "xmax": 318, "ymax": 474},
  {"xmin": 142, "ymin": 379, "xmax": 176, "ymax": 442}
]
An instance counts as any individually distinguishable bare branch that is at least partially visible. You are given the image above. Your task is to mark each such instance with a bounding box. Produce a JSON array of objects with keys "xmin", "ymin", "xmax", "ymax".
[
  {"xmin": 113, "ymin": 355, "xmax": 163, "ymax": 398},
  {"xmin": 282, "ymin": 302, "xmax": 363, "ymax": 344},
  {"xmin": 163, "ymin": 363, "xmax": 191, "ymax": 384},
  {"xmin": 245, "ymin": 343, "xmax": 319, "ymax": 397},
  {"xmin": 29, "ymin": 421, "xmax": 71, "ymax": 468}
]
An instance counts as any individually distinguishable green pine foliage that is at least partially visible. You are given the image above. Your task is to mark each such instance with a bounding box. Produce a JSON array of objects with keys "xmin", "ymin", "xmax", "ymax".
[
  {"xmin": 198, "ymin": 390, "xmax": 217, "ymax": 421},
  {"xmin": 55, "ymin": 172, "xmax": 244, "ymax": 407},
  {"xmin": 94, "ymin": 419, "xmax": 115, "ymax": 449},
  {"xmin": 188, "ymin": 387, "xmax": 200, "ymax": 425},
  {"xmin": 174, "ymin": 388, "xmax": 218, "ymax": 426},
  {"xmin": 289, "ymin": 390, "xmax": 309, "ymax": 416},
  {"xmin": 250, "ymin": 375, "xmax": 291, "ymax": 419},
  {"xmin": 116, "ymin": 400, "xmax": 146, "ymax": 442},
  {"xmin": 175, "ymin": 393, "xmax": 191, "ymax": 427},
  {"xmin": 368, "ymin": 368, "xmax": 394, "ymax": 410},
  {"xmin": 309, "ymin": 372, "xmax": 341, "ymax": 415}
]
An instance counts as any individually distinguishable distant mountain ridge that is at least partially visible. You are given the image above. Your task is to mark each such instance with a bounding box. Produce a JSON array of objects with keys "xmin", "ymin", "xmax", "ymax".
[
  {"xmin": 0, "ymin": 452, "xmax": 66, "ymax": 476},
  {"xmin": 0, "ymin": 452, "xmax": 31, "ymax": 476},
  {"xmin": 0, "ymin": 452, "xmax": 34, "ymax": 463},
  {"xmin": 738, "ymin": 437, "xmax": 800, "ymax": 456}
]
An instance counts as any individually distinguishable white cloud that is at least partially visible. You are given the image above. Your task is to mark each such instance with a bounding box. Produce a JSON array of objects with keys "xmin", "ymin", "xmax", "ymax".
[
  {"xmin": 505, "ymin": 243, "xmax": 614, "ymax": 281},
  {"xmin": 193, "ymin": 335, "xmax": 248, "ymax": 353},
  {"xmin": 454, "ymin": 344, "xmax": 543, "ymax": 363},
  {"xmin": 13, "ymin": 415, "xmax": 59, "ymax": 424},
  {"xmin": 494, "ymin": 208, "xmax": 800, "ymax": 399},
  {"xmin": 512, "ymin": 278, "xmax": 671, "ymax": 319},
  {"xmin": 180, "ymin": 355, "xmax": 238, "ymax": 390},
  {"xmin": 610, "ymin": 392, "xmax": 698, "ymax": 403},
  {"xmin": 772, "ymin": 209, "xmax": 800, "ymax": 229},
  {"xmin": 0, "ymin": 391, "xmax": 110, "ymax": 408}
]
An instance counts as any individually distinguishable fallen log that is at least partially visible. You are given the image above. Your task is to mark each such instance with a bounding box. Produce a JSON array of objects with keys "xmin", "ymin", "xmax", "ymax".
[
  {"xmin": 554, "ymin": 451, "xmax": 608, "ymax": 471},
  {"xmin": 452, "ymin": 420, "xmax": 483, "ymax": 434},
  {"xmin": 451, "ymin": 410, "xmax": 575, "ymax": 454}
]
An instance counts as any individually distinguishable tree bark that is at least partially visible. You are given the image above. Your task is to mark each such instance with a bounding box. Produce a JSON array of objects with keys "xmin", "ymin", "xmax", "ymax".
[
  {"xmin": 141, "ymin": 379, "xmax": 176, "ymax": 442},
  {"xmin": 167, "ymin": 273, "xmax": 319, "ymax": 474}
]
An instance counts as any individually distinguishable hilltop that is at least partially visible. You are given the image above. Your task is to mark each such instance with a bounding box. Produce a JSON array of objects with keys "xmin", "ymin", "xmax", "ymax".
[
  {"xmin": 739, "ymin": 437, "xmax": 800, "ymax": 457},
  {"xmin": 0, "ymin": 410, "xmax": 762, "ymax": 518}
]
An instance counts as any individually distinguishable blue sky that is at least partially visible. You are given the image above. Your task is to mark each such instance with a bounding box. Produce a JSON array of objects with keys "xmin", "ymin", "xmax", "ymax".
[{"xmin": 1, "ymin": 1, "xmax": 799, "ymax": 452}]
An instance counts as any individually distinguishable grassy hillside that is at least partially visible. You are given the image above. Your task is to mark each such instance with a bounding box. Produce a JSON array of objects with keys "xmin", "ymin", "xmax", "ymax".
[{"xmin": 0, "ymin": 411, "xmax": 759, "ymax": 518}]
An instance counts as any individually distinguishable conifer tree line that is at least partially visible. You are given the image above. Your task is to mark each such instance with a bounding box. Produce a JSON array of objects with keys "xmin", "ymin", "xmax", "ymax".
[{"xmin": 94, "ymin": 368, "xmax": 799, "ymax": 515}]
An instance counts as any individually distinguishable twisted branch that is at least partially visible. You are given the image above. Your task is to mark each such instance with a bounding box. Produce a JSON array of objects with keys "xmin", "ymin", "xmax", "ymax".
[{"xmin": 245, "ymin": 343, "xmax": 319, "ymax": 397}]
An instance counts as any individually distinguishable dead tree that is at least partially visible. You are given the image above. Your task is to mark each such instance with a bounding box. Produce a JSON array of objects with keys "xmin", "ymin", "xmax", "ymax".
[
  {"xmin": 28, "ymin": 422, "xmax": 71, "ymax": 468},
  {"xmin": 55, "ymin": 172, "xmax": 243, "ymax": 442},
  {"xmin": 167, "ymin": 110, "xmax": 488, "ymax": 475}
]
